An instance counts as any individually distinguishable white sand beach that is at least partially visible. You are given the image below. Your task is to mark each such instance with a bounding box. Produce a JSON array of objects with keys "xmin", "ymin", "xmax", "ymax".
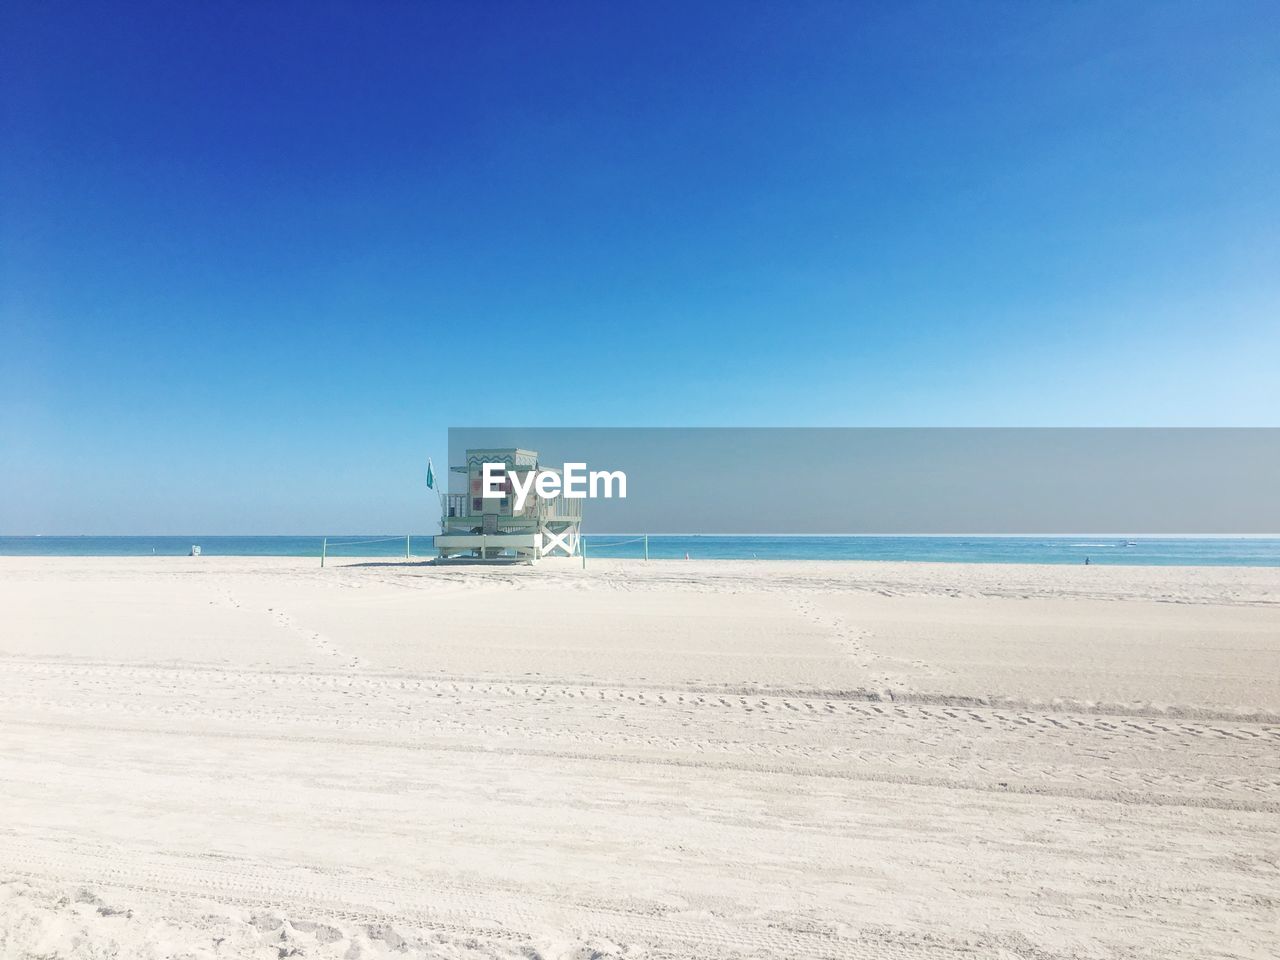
[{"xmin": 1, "ymin": 556, "xmax": 1277, "ymax": 959}]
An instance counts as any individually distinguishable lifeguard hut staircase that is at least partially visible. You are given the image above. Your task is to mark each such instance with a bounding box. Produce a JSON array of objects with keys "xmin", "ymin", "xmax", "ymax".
[{"xmin": 434, "ymin": 448, "xmax": 583, "ymax": 562}]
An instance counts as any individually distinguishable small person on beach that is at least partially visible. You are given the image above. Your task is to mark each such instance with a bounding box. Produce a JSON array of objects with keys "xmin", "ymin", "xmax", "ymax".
[{"xmin": 1085, "ymin": 556, "xmax": 1091, "ymax": 565}]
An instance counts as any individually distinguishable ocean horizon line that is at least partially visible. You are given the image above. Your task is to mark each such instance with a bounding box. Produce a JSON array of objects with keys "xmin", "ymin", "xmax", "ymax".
[
  {"xmin": 5, "ymin": 534, "xmax": 1280, "ymax": 567},
  {"xmin": 5, "ymin": 533, "xmax": 1280, "ymax": 540}
]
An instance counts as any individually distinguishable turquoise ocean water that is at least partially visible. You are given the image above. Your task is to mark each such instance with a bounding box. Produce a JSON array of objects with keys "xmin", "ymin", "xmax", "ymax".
[{"xmin": 2, "ymin": 536, "xmax": 1279, "ymax": 566}]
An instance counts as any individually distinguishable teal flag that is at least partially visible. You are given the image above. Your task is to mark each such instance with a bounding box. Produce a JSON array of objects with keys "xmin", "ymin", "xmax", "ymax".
[{"xmin": 425, "ymin": 459, "xmax": 435, "ymax": 489}]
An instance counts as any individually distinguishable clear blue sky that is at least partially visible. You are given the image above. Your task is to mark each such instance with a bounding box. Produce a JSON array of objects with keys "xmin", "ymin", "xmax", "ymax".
[{"xmin": 2, "ymin": 1, "xmax": 1277, "ymax": 533}]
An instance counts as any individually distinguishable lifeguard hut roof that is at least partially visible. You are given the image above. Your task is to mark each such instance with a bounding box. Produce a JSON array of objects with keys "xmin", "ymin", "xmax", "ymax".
[{"xmin": 450, "ymin": 448, "xmax": 540, "ymax": 473}]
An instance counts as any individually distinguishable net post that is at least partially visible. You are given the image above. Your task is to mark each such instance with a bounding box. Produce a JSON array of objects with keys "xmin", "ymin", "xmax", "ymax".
[
  {"xmin": 644, "ymin": 534, "xmax": 648, "ymax": 561},
  {"xmin": 406, "ymin": 534, "xmax": 410, "ymax": 560},
  {"xmin": 321, "ymin": 537, "xmax": 327, "ymax": 568}
]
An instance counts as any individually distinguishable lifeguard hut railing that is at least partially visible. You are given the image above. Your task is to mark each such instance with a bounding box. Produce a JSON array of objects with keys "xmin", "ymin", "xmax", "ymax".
[
  {"xmin": 442, "ymin": 493, "xmax": 583, "ymax": 522},
  {"xmin": 544, "ymin": 497, "xmax": 584, "ymax": 521}
]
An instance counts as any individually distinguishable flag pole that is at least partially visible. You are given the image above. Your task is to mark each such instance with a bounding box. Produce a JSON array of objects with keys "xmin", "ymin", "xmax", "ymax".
[{"xmin": 426, "ymin": 456, "xmax": 443, "ymax": 535}]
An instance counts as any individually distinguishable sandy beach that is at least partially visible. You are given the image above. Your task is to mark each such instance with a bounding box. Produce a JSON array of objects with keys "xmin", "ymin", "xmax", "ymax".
[{"xmin": 1, "ymin": 556, "xmax": 1277, "ymax": 959}]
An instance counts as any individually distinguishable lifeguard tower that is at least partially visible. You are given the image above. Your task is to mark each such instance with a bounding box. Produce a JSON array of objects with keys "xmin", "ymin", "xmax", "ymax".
[{"xmin": 434, "ymin": 448, "xmax": 583, "ymax": 561}]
